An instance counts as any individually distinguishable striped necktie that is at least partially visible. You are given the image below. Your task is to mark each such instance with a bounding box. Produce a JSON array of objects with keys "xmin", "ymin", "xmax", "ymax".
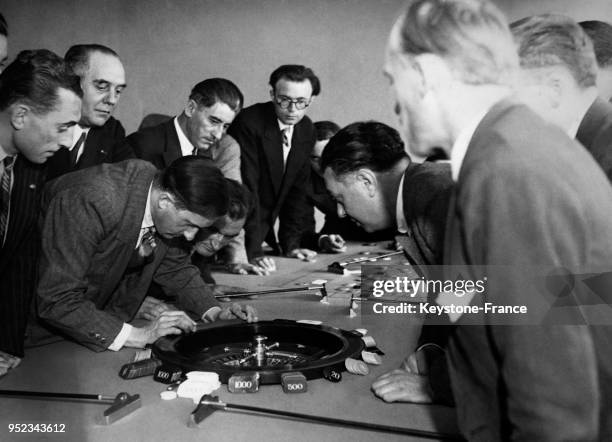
[
  {"xmin": 281, "ymin": 127, "xmax": 291, "ymax": 167},
  {"xmin": 69, "ymin": 131, "xmax": 87, "ymax": 167},
  {"xmin": 0, "ymin": 156, "xmax": 16, "ymax": 246}
]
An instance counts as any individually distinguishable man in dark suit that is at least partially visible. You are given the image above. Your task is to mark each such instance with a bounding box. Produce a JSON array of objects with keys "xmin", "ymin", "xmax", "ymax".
[
  {"xmin": 383, "ymin": 1, "xmax": 612, "ymax": 439},
  {"xmin": 46, "ymin": 44, "xmax": 133, "ymax": 181},
  {"xmin": 126, "ymin": 78, "xmax": 263, "ymax": 276},
  {"xmin": 320, "ymin": 121, "xmax": 452, "ymax": 267},
  {"xmin": 228, "ymin": 65, "xmax": 320, "ymax": 269},
  {"xmin": 37, "ymin": 157, "xmax": 256, "ymax": 352},
  {"xmin": 580, "ymin": 20, "xmax": 612, "ymax": 102},
  {"xmin": 513, "ymin": 15, "xmax": 612, "ymax": 183},
  {"xmin": 301, "ymin": 120, "xmax": 395, "ymax": 252},
  {"xmin": 0, "ymin": 50, "xmax": 82, "ymax": 374},
  {"xmin": 321, "ymin": 121, "xmax": 454, "ymax": 406}
]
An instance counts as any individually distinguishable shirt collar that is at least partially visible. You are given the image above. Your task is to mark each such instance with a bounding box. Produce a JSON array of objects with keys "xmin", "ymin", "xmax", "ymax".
[
  {"xmin": 141, "ymin": 184, "xmax": 154, "ymax": 230},
  {"xmin": 569, "ymin": 94, "xmax": 599, "ymax": 138},
  {"xmin": 70, "ymin": 125, "xmax": 90, "ymax": 150},
  {"xmin": 277, "ymin": 119, "xmax": 294, "ymax": 136},
  {"xmin": 174, "ymin": 116, "xmax": 196, "ymax": 157},
  {"xmin": 0, "ymin": 142, "xmax": 12, "ymax": 163},
  {"xmin": 450, "ymin": 107, "xmax": 491, "ymax": 182},
  {"xmin": 395, "ymin": 173, "xmax": 408, "ymax": 233}
]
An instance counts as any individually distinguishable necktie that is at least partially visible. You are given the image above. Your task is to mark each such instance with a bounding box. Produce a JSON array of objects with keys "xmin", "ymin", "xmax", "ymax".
[
  {"xmin": 69, "ymin": 131, "xmax": 87, "ymax": 167},
  {"xmin": 128, "ymin": 227, "xmax": 157, "ymax": 269},
  {"xmin": 0, "ymin": 156, "xmax": 15, "ymax": 246},
  {"xmin": 282, "ymin": 127, "xmax": 291, "ymax": 167}
]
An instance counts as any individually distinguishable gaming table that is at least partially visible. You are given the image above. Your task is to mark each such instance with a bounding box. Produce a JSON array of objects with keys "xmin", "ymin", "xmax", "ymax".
[{"xmin": 0, "ymin": 243, "xmax": 459, "ymax": 441}]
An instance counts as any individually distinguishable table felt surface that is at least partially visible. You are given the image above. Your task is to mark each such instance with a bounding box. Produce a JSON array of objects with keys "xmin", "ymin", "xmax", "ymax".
[{"xmin": 0, "ymin": 244, "xmax": 459, "ymax": 442}]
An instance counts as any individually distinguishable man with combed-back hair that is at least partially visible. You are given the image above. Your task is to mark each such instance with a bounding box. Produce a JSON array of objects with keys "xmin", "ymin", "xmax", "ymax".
[
  {"xmin": 320, "ymin": 121, "xmax": 452, "ymax": 267},
  {"xmin": 228, "ymin": 64, "xmax": 321, "ymax": 270},
  {"xmin": 0, "ymin": 49, "xmax": 82, "ymax": 373},
  {"xmin": 381, "ymin": 0, "xmax": 612, "ymax": 439},
  {"xmin": 512, "ymin": 14, "xmax": 612, "ymax": 183},
  {"xmin": 580, "ymin": 20, "xmax": 612, "ymax": 101},
  {"xmin": 46, "ymin": 44, "xmax": 133, "ymax": 181},
  {"xmin": 37, "ymin": 156, "xmax": 257, "ymax": 352},
  {"xmin": 127, "ymin": 78, "xmax": 261, "ymax": 277}
]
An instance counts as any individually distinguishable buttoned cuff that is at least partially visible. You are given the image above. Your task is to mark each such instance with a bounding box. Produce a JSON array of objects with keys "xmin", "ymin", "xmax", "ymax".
[{"xmin": 108, "ymin": 323, "xmax": 134, "ymax": 351}]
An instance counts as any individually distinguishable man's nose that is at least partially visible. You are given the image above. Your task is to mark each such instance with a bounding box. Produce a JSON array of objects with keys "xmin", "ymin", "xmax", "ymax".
[
  {"xmin": 212, "ymin": 124, "xmax": 224, "ymax": 140},
  {"xmin": 58, "ymin": 128, "xmax": 75, "ymax": 151},
  {"xmin": 183, "ymin": 227, "xmax": 198, "ymax": 241},
  {"xmin": 104, "ymin": 89, "xmax": 119, "ymax": 106}
]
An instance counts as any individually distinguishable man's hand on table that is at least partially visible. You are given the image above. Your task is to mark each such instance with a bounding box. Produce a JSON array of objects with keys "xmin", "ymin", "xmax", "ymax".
[
  {"xmin": 127, "ymin": 310, "xmax": 196, "ymax": 347},
  {"xmin": 371, "ymin": 351, "xmax": 433, "ymax": 404},
  {"xmin": 214, "ymin": 303, "xmax": 258, "ymax": 323},
  {"xmin": 0, "ymin": 350, "xmax": 21, "ymax": 376},
  {"xmin": 318, "ymin": 234, "xmax": 347, "ymax": 253},
  {"xmin": 227, "ymin": 262, "xmax": 271, "ymax": 276},
  {"xmin": 287, "ymin": 248, "xmax": 317, "ymax": 262},
  {"xmin": 136, "ymin": 296, "xmax": 172, "ymax": 321},
  {"xmin": 252, "ymin": 256, "xmax": 277, "ymax": 273}
]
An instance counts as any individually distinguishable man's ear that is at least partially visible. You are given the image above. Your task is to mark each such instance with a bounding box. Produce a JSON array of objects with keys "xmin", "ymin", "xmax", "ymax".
[
  {"xmin": 184, "ymin": 99, "xmax": 197, "ymax": 118},
  {"xmin": 542, "ymin": 69, "xmax": 565, "ymax": 109},
  {"xmin": 269, "ymin": 86, "xmax": 275, "ymax": 100},
  {"xmin": 9, "ymin": 103, "xmax": 30, "ymax": 130},
  {"xmin": 356, "ymin": 168, "xmax": 378, "ymax": 197},
  {"xmin": 157, "ymin": 192, "xmax": 175, "ymax": 211}
]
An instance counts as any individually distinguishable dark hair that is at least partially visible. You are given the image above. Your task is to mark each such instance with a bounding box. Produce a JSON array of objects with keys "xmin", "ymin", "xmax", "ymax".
[
  {"xmin": 269, "ymin": 65, "xmax": 321, "ymax": 96},
  {"xmin": 580, "ymin": 20, "xmax": 612, "ymax": 68},
  {"xmin": 0, "ymin": 49, "xmax": 82, "ymax": 113},
  {"xmin": 314, "ymin": 120, "xmax": 340, "ymax": 141},
  {"xmin": 226, "ymin": 179, "xmax": 251, "ymax": 221},
  {"xmin": 0, "ymin": 13, "xmax": 7, "ymax": 37},
  {"xmin": 320, "ymin": 121, "xmax": 408, "ymax": 176},
  {"xmin": 396, "ymin": 0, "xmax": 517, "ymax": 85},
  {"xmin": 512, "ymin": 14, "xmax": 597, "ymax": 88},
  {"xmin": 190, "ymin": 78, "xmax": 243, "ymax": 113},
  {"xmin": 155, "ymin": 156, "xmax": 229, "ymax": 219},
  {"xmin": 64, "ymin": 44, "xmax": 120, "ymax": 77}
]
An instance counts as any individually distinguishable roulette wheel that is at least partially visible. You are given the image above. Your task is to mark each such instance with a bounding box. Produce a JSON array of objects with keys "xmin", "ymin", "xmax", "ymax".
[{"xmin": 152, "ymin": 319, "xmax": 365, "ymax": 384}]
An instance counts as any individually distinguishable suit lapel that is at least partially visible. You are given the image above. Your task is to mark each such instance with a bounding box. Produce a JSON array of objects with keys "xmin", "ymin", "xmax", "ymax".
[
  {"xmin": 576, "ymin": 97, "xmax": 610, "ymax": 151},
  {"xmin": 263, "ymin": 121, "xmax": 284, "ymax": 196},
  {"xmin": 77, "ymin": 127, "xmax": 104, "ymax": 169},
  {"xmin": 163, "ymin": 120, "xmax": 183, "ymax": 168},
  {"xmin": 2, "ymin": 158, "xmax": 43, "ymax": 257},
  {"xmin": 280, "ymin": 123, "xmax": 307, "ymax": 195}
]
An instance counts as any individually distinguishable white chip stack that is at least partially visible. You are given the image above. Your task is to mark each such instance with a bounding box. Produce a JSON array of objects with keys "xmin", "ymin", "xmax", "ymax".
[{"xmin": 177, "ymin": 371, "xmax": 221, "ymax": 403}]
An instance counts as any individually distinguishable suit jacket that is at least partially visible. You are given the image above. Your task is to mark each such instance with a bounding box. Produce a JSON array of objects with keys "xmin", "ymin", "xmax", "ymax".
[
  {"xmin": 126, "ymin": 119, "xmax": 246, "ymax": 262},
  {"xmin": 37, "ymin": 160, "xmax": 219, "ymax": 351},
  {"xmin": 300, "ymin": 171, "xmax": 395, "ymax": 249},
  {"xmin": 397, "ymin": 161, "xmax": 453, "ymax": 268},
  {"xmin": 576, "ymin": 96, "xmax": 612, "ymax": 183},
  {"xmin": 228, "ymin": 101, "xmax": 314, "ymax": 259},
  {"xmin": 0, "ymin": 156, "xmax": 46, "ymax": 357},
  {"xmin": 46, "ymin": 117, "xmax": 133, "ymax": 181},
  {"xmin": 445, "ymin": 100, "xmax": 612, "ymax": 440}
]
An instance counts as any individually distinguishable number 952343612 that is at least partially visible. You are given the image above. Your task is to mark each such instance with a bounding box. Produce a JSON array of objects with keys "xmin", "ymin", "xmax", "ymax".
[{"xmin": 8, "ymin": 423, "xmax": 66, "ymax": 433}]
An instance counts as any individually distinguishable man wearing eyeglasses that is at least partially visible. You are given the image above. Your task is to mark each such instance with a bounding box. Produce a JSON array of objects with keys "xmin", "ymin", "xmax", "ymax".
[{"xmin": 228, "ymin": 65, "xmax": 320, "ymax": 268}]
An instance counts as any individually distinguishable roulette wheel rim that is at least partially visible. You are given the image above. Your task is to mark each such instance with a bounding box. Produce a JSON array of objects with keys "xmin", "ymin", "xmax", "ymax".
[{"xmin": 152, "ymin": 319, "xmax": 364, "ymax": 384}]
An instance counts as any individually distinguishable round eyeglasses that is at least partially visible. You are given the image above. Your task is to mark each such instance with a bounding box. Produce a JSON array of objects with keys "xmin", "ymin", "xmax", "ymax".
[{"xmin": 274, "ymin": 95, "xmax": 312, "ymax": 110}]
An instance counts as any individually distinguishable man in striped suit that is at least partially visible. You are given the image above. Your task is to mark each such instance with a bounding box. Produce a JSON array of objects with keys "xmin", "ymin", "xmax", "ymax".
[{"xmin": 0, "ymin": 49, "xmax": 81, "ymax": 376}]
